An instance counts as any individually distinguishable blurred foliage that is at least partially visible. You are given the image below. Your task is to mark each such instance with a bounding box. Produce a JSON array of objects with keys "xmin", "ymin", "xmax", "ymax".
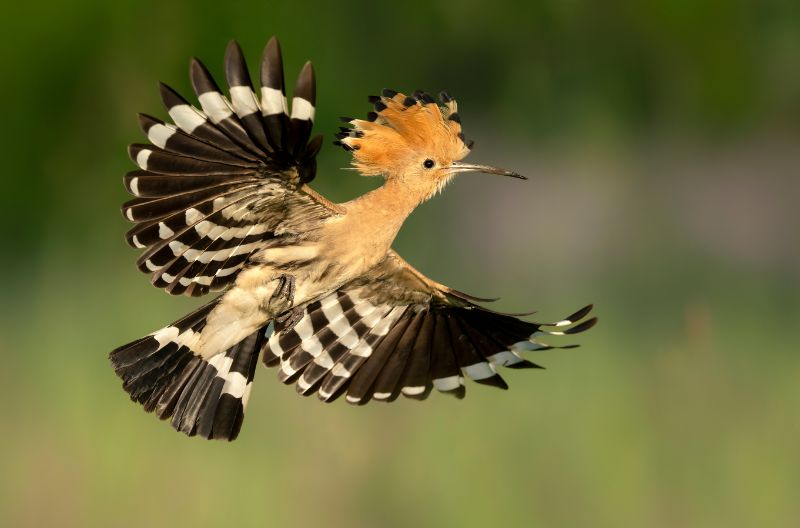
[{"xmin": 1, "ymin": 0, "xmax": 799, "ymax": 527}]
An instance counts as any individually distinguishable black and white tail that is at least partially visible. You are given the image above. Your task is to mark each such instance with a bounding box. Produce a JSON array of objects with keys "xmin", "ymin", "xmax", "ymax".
[{"xmin": 109, "ymin": 298, "xmax": 266, "ymax": 440}]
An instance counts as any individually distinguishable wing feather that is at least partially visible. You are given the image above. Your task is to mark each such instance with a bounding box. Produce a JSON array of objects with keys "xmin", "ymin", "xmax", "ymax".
[
  {"xmin": 123, "ymin": 38, "xmax": 339, "ymax": 296},
  {"xmin": 263, "ymin": 250, "xmax": 596, "ymax": 404}
]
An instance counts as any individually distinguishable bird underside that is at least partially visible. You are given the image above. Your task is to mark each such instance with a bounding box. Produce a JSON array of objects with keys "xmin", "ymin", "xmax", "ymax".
[
  {"xmin": 109, "ymin": 37, "xmax": 597, "ymax": 441},
  {"xmin": 111, "ymin": 249, "xmax": 596, "ymax": 440}
]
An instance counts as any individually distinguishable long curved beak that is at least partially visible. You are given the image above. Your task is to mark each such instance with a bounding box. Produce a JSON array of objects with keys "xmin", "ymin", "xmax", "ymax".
[{"xmin": 449, "ymin": 162, "xmax": 526, "ymax": 180}]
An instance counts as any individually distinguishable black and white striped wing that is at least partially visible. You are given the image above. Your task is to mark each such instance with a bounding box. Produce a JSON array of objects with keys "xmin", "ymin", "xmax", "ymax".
[
  {"xmin": 122, "ymin": 38, "xmax": 335, "ymax": 296},
  {"xmin": 263, "ymin": 251, "xmax": 597, "ymax": 403}
]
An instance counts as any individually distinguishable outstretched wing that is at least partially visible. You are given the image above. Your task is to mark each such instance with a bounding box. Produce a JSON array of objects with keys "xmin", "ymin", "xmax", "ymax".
[
  {"xmin": 263, "ymin": 250, "xmax": 596, "ymax": 403},
  {"xmin": 122, "ymin": 38, "xmax": 340, "ymax": 296}
]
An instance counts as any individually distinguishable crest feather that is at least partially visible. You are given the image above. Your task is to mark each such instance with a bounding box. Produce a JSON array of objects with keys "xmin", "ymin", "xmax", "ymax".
[{"xmin": 336, "ymin": 90, "xmax": 472, "ymax": 176}]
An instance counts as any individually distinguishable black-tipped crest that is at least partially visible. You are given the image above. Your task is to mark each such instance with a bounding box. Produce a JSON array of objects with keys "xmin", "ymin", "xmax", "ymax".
[
  {"xmin": 419, "ymin": 93, "xmax": 436, "ymax": 105},
  {"xmin": 334, "ymin": 89, "xmax": 476, "ymax": 161}
]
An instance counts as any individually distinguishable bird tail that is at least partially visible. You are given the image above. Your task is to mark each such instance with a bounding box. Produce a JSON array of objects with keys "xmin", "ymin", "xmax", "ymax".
[{"xmin": 109, "ymin": 297, "xmax": 268, "ymax": 441}]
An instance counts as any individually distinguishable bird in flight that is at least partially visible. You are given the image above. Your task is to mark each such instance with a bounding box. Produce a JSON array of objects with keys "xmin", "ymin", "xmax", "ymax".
[{"xmin": 110, "ymin": 37, "xmax": 596, "ymax": 441}]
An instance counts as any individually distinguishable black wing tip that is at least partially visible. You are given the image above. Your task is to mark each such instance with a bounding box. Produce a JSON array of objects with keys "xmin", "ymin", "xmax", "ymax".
[
  {"xmin": 189, "ymin": 56, "xmax": 221, "ymax": 95},
  {"xmin": 225, "ymin": 39, "xmax": 243, "ymax": 56},
  {"xmin": 188, "ymin": 55, "xmax": 205, "ymax": 72},
  {"xmin": 224, "ymin": 40, "xmax": 253, "ymax": 87},
  {"xmin": 567, "ymin": 303, "xmax": 594, "ymax": 322},
  {"xmin": 158, "ymin": 81, "xmax": 189, "ymax": 108},
  {"xmin": 534, "ymin": 303, "xmax": 596, "ymax": 327},
  {"xmin": 127, "ymin": 143, "xmax": 144, "ymax": 159},
  {"xmin": 266, "ymin": 35, "xmax": 280, "ymax": 51},
  {"xmin": 293, "ymin": 61, "xmax": 316, "ymax": 102},
  {"xmin": 137, "ymin": 113, "xmax": 160, "ymax": 134},
  {"xmin": 261, "ymin": 36, "xmax": 286, "ymax": 91},
  {"xmin": 300, "ymin": 60, "xmax": 315, "ymax": 74},
  {"xmin": 564, "ymin": 317, "xmax": 598, "ymax": 335},
  {"xmin": 158, "ymin": 80, "xmax": 176, "ymax": 94}
]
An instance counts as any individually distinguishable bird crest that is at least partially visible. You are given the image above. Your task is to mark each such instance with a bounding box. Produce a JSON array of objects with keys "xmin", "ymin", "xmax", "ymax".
[{"xmin": 336, "ymin": 90, "xmax": 474, "ymax": 176}]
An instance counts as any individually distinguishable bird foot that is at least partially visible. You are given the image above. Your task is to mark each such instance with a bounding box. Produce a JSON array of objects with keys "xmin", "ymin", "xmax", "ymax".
[
  {"xmin": 270, "ymin": 274, "xmax": 301, "ymax": 330},
  {"xmin": 275, "ymin": 307, "xmax": 304, "ymax": 332},
  {"xmin": 272, "ymin": 274, "xmax": 296, "ymax": 306}
]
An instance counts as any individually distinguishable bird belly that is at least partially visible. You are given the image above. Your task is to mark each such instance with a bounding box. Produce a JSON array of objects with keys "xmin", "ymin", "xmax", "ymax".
[
  {"xmin": 191, "ymin": 265, "xmax": 281, "ymax": 358},
  {"xmin": 191, "ymin": 232, "xmax": 389, "ymax": 359},
  {"xmin": 191, "ymin": 254, "xmax": 351, "ymax": 358}
]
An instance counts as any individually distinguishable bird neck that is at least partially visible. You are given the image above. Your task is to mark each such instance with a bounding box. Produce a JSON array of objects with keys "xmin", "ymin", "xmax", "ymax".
[{"xmin": 340, "ymin": 175, "xmax": 428, "ymax": 252}]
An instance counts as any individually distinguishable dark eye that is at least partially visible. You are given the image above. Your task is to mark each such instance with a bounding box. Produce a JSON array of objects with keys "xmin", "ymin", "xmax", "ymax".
[{"xmin": 423, "ymin": 159, "xmax": 435, "ymax": 169}]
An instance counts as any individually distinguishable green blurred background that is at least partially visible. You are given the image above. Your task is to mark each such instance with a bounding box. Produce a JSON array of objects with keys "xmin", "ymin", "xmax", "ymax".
[{"xmin": 2, "ymin": 0, "xmax": 799, "ymax": 526}]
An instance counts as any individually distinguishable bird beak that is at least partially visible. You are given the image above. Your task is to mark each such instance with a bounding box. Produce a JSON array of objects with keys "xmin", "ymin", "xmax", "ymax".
[{"xmin": 449, "ymin": 162, "xmax": 527, "ymax": 180}]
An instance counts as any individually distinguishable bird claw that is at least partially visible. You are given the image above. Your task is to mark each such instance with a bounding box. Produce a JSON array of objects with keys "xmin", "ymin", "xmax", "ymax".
[
  {"xmin": 275, "ymin": 307, "xmax": 304, "ymax": 332},
  {"xmin": 268, "ymin": 274, "xmax": 295, "ymax": 310},
  {"xmin": 275, "ymin": 274, "xmax": 296, "ymax": 302},
  {"xmin": 270, "ymin": 274, "xmax": 304, "ymax": 331}
]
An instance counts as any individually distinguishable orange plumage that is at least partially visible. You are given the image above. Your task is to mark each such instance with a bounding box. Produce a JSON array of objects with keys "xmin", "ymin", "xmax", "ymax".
[{"xmin": 339, "ymin": 91, "xmax": 471, "ymax": 177}]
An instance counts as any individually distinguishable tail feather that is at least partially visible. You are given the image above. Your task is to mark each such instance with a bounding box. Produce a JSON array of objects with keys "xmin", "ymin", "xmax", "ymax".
[
  {"xmin": 155, "ymin": 356, "xmax": 203, "ymax": 418},
  {"xmin": 109, "ymin": 298, "xmax": 265, "ymax": 441}
]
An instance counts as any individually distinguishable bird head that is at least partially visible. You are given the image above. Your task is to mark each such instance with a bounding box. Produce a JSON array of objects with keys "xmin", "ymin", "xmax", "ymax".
[{"xmin": 336, "ymin": 90, "xmax": 524, "ymax": 200}]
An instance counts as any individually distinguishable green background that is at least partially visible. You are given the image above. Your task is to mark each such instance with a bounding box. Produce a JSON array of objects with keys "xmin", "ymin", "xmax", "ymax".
[{"xmin": 2, "ymin": 1, "xmax": 799, "ymax": 526}]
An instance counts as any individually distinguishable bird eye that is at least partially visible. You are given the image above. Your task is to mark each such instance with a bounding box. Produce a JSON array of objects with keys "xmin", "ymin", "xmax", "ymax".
[{"xmin": 423, "ymin": 159, "xmax": 435, "ymax": 169}]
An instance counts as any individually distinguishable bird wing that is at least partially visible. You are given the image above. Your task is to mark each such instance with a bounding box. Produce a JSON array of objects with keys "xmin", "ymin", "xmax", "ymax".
[
  {"xmin": 122, "ymin": 38, "xmax": 341, "ymax": 297},
  {"xmin": 263, "ymin": 250, "xmax": 596, "ymax": 403}
]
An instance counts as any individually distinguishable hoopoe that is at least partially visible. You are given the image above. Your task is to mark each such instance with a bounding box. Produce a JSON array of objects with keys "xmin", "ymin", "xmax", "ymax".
[{"xmin": 110, "ymin": 37, "xmax": 596, "ymax": 441}]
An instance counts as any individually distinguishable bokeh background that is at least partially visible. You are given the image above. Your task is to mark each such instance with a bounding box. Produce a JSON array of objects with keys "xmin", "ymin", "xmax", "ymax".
[{"xmin": 2, "ymin": 1, "xmax": 799, "ymax": 526}]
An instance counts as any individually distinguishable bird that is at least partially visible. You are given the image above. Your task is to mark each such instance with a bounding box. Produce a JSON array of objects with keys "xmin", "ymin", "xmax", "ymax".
[{"xmin": 109, "ymin": 37, "xmax": 597, "ymax": 441}]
